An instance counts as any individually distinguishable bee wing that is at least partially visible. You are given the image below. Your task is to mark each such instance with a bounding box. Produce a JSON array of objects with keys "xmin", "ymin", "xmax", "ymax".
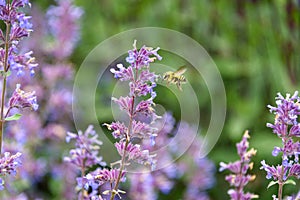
[{"xmin": 174, "ymin": 66, "xmax": 187, "ymax": 76}]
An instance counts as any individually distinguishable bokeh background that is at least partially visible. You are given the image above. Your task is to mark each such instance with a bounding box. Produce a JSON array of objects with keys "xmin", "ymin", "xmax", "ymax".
[{"xmin": 4, "ymin": 0, "xmax": 300, "ymax": 199}]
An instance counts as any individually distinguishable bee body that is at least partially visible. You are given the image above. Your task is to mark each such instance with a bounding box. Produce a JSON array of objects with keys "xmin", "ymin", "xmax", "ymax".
[{"xmin": 163, "ymin": 66, "xmax": 187, "ymax": 91}]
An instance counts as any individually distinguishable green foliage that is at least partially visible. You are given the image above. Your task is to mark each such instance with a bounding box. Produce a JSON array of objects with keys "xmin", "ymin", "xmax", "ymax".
[{"xmin": 5, "ymin": 114, "xmax": 22, "ymax": 121}]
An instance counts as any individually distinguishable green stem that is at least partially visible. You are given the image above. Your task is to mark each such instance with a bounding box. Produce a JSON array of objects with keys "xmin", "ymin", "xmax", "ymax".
[{"xmin": 0, "ymin": 18, "xmax": 11, "ymax": 154}]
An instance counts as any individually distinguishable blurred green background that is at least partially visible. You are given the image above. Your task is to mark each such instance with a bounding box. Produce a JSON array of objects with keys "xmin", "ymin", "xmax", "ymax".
[{"xmin": 33, "ymin": 0, "xmax": 300, "ymax": 199}]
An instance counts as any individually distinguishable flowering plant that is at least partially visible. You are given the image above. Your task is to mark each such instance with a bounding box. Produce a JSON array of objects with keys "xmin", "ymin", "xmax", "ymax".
[
  {"xmin": 261, "ymin": 92, "xmax": 300, "ymax": 200},
  {"xmin": 65, "ymin": 40, "xmax": 162, "ymax": 199},
  {"xmin": 0, "ymin": 0, "xmax": 37, "ymax": 190},
  {"xmin": 220, "ymin": 130, "xmax": 258, "ymax": 200}
]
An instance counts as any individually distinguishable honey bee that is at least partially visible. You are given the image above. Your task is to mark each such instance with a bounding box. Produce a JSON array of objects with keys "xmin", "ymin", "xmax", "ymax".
[{"xmin": 163, "ymin": 66, "xmax": 187, "ymax": 91}]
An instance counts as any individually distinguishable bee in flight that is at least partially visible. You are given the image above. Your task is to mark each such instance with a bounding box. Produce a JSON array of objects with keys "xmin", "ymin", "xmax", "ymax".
[{"xmin": 163, "ymin": 66, "xmax": 187, "ymax": 91}]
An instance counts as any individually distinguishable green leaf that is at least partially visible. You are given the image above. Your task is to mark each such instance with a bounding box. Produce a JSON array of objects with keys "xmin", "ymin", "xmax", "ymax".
[
  {"xmin": 284, "ymin": 179, "xmax": 296, "ymax": 186},
  {"xmin": 267, "ymin": 181, "xmax": 278, "ymax": 189},
  {"xmin": 5, "ymin": 70, "xmax": 11, "ymax": 77},
  {"xmin": 5, "ymin": 114, "xmax": 22, "ymax": 121},
  {"xmin": 0, "ymin": 70, "xmax": 11, "ymax": 77}
]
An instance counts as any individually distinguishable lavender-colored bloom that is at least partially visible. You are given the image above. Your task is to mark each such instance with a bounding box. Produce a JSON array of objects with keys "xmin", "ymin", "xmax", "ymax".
[
  {"xmin": 220, "ymin": 130, "xmax": 258, "ymax": 200},
  {"xmin": 128, "ymin": 173, "xmax": 157, "ymax": 200},
  {"xmin": 80, "ymin": 168, "xmax": 126, "ymax": 199},
  {"xmin": 0, "ymin": 152, "xmax": 22, "ymax": 190},
  {"xmin": 103, "ymin": 121, "xmax": 128, "ymax": 139},
  {"xmin": 8, "ymin": 84, "xmax": 38, "ymax": 111},
  {"xmin": 8, "ymin": 50, "xmax": 38, "ymax": 76},
  {"xmin": 110, "ymin": 63, "xmax": 133, "ymax": 81},
  {"xmin": 86, "ymin": 168, "xmax": 126, "ymax": 185},
  {"xmin": 101, "ymin": 41, "xmax": 162, "ymax": 199},
  {"xmin": 128, "ymin": 113, "xmax": 215, "ymax": 199},
  {"xmin": 47, "ymin": 0, "xmax": 83, "ymax": 59},
  {"xmin": 267, "ymin": 91, "xmax": 300, "ymax": 136},
  {"xmin": 135, "ymin": 99, "xmax": 156, "ymax": 117},
  {"xmin": 261, "ymin": 91, "xmax": 300, "ymax": 199},
  {"xmin": 0, "ymin": 0, "xmax": 37, "ymax": 77},
  {"xmin": 112, "ymin": 96, "xmax": 133, "ymax": 116},
  {"xmin": 125, "ymin": 40, "xmax": 162, "ymax": 69},
  {"xmin": 64, "ymin": 125, "xmax": 105, "ymax": 168},
  {"xmin": 115, "ymin": 141, "xmax": 156, "ymax": 169}
]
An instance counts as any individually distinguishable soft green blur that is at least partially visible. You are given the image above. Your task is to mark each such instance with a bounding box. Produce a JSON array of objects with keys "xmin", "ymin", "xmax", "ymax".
[{"xmin": 34, "ymin": 0, "xmax": 300, "ymax": 199}]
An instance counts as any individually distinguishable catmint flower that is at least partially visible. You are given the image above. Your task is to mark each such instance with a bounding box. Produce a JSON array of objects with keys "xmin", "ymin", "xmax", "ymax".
[
  {"xmin": 101, "ymin": 41, "xmax": 162, "ymax": 199},
  {"xmin": 103, "ymin": 121, "xmax": 128, "ymax": 139},
  {"xmin": 115, "ymin": 141, "xmax": 156, "ymax": 168},
  {"xmin": 64, "ymin": 125, "xmax": 105, "ymax": 168},
  {"xmin": 47, "ymin": 0, "xmax": 83, "ymax": 59},
  {"xmin": 110, "ymin": 63, "xmax": 133, "ymax": 81},
  {"xmin": 261, "ymin": 92, "xmax": 300, "ymax": 199},
  {"xmin": 125, "ymin": 40, "xmax": 162, "ymax": 69},
  {"xmin": 220, "ymin": 130, "xmax": 258, "ymax": 200},
  {"xmin": 86, "ymin": 168, "xmax": 126, "ymax": 186},
  {"xmin": 8, "ymin": 84, "xmax": 38, "ymax": 111},
  {"xmin": 0, "ymin": 152, "xmax": 22, "ymax": 190},
  {"xmin": 8, "ymin": 50, "xmax": 38, "ymax": 76},
  {"xmin": 0, "ymin": 0, "xmax": 37, "ymax": 76}
]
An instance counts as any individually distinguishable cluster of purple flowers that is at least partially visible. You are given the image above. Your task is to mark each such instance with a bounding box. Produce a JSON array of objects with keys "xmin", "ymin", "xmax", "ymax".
[
  {"xmin": 64, "ymin": 125, "xmax": 106, "ymax": 199},
  {"xmin": 65, "ymin": 42, "xmax": 161, "ymax": 199},
  {"xmin": 0, "ymin": 0, "xmax": 38, "ymax": 191},
  {"xmin": 0, "ymin": 0, "xmax": 37, "ymax": 77},
  {"xmin": 219, "ymin": 130, "xmax": 258, "ymax": 200},
  {"xmin": 128, "ymin": 113, "xmax": 215, "ymax": 200},
  {"xmin": 1, "ymin": 0, "xmax": 83, "ymax": 198},
  {"xmin": 261, "ymin": 92, "xmax": 300, "ymax": 200},
  {"xmin": 0, "ymin": 152, "xmax": 21, "ymax": 190}
]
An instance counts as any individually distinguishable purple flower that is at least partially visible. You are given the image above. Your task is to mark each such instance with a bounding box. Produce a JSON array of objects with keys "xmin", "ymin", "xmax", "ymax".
[
  {"xmin": 267, "ymin": 91, "xmax": 300, "ymax": 136},
  {"xmin": 46, "ymin": 0, "xmax": 83, "ymax": 59},
  {"xmin": 0, "ymin": 152, "xmax": 22, "ymax": 190},
  {"xmin": 135, "ymin": 99, "xmax": 155, "ymax": 117},
  {"xmin": 86, "ymin": 168, "xmax": 126, "ymax": 185},
  {"xmin": 260, "ymin": 160, "xmax": 289, "ymax": 180},
  {"xmin": 101, "ymin": 41, "xmax": 162, "ymax": 199},
  {"xmin": 262, "ymin": 91, "xmax": 300, "ymax": 198},
  {"xmin": 115, "ymin": 141, "xmax": 156, "ymax": 169},
  {"xmin": 8, "ymin": 84, "xmax": 38, "ymax": 111},
  {"xmin": 64, "ymin": 125, "xmax": 105, "ymax": 168},
  {"xmin": 110, "ymin": 63, "xmax": 134, "ymax": 81},
  {"xmin": 8, "ymin": 50, "xmax": 38, "ymax": 76},
  {"xmin": 112, "ymin": 96, "xmax": 133, "ymax": 116},
  {"xmin": 128, "ymin": 173, "xmax": 157, "ymax": 200},
  {"xmin": 131, "ymin": 120, "xmax": 156, "ymax": 139},
  {"xmin": 103, "ymin": 121, "xmax": 128, "ymax": 139},
  {"xmin": 126, "ymin": 40, "xmax": 162, "ymax": 69},
  {"xmin": 220, "ymin": 130, "xmax": 258, "ymax": 200}
]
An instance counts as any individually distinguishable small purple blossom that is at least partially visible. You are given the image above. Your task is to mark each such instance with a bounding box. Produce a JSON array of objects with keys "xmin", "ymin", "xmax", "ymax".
[
  {"xmin": 115, "ymin": 141, "xmax": 156, "ymax": 169},
  {"xmin": 0, "ymin": 152, "xmax": 22, "ymax": 190},
  {"xmin": 8, "ymin": 50, "xmax": 38, "ymax": 76},
  {"xmin": 46, "ymin": 0, "xmax": 83, "ymax": 59},
  {"xmin": 220, "ymin": 130, "xmax": 258, "ymax": 200},
  {"xmin": 112, "ymin": 96, "xmax": 133, "ymax": 116},
  {"xmin": 262, "ymin": 91, "xmax": 300, "ymax": 199},
  {"xmin": 0, "ymin": 0, "xmax": 37, "ymax": 77},
  {"xmin": 103, "ymin": 121, "xmax": 128, "ymax": 139},
  {"xmin": 110, "ymin": 63, "xmax": 133, "ymax": 81},
  {"xmin": 125, "ymin": 40, "xmax": 162, "ymax": 69},
  {"xmin": 102, "ymin": 41, "xmax": 162, "ymax": 199},
  {"xmin": 8, "ymin": 84, "xmax": 38, "ymax": 111},
  {"xmin": 86, "ymin": 168, "xmax": 126, "ymax": 185},
  {"xmin": 64, "ymin": 125, "xmax": 105, "ymax": 168}
]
